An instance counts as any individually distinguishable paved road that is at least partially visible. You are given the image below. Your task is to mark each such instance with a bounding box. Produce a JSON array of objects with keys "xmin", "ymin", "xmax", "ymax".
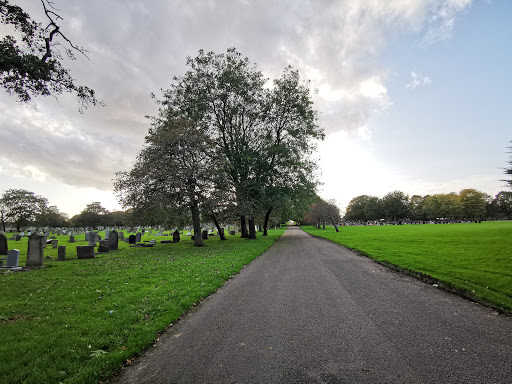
[{"xmin": 112, "ymin": 227, "xmax": 512, "ymax": 383}]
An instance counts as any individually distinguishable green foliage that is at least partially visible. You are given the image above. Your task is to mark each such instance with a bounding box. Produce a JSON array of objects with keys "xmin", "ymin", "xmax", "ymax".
[
  {"xmin": 71, "ymin": 202, "xmax": 110, "ymax": 228},
  {"xmin": 1, "ymin": 188, "xmax": 48, "ymax": 230},
  {"xmin": 0, "ymin": 228, "xmax": 285, "ymax": 384},
  {"xmin": 0, "ymin": 0, "xmax": 102, "ymax": 111},
  {"xmin": 303, "ymin": 222, "xmax": 512, "ymax": 313}
]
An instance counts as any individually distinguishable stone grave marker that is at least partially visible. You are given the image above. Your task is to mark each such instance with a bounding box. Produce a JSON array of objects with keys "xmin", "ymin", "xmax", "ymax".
[
  {"xmin": 129, "ymin": 235, "xmax": 136, "ymax": 244},
  {"xmin": 52, "ymin": 239, "xmax": 59, "ymax": 249},
  {"xmin": 108, "ymin": 230, "xmax": 118, "ymax": 250},
  {"xmin": 76, "ymin": 246, "xmax": 95, "ymax": 259},
  {"xmin": 85, "ymin": 232, "xmax": 90, "ymax": 241},
  {"xmin": 173, "ymin": 230, "xmax": 180, "ymax": 243},
  {"xmin": 104, "ymin": 230, "xmax": 110, "ymax": 240},
  {"xmin": 0, "ymin": 233, "xmax": 7, "ymax": 256},
  {"xmin": 202, "ymin": 230, "xmax": 208, "ymax": 240},
  {"xmin": 69, "ymin": 235, "xmax": 75, "ymax": 243},
  {"xmin": 26, "ymin": 233, "xmax": 45, "ymax": 267},
  {"xmin": 135, "ymin": 232, "xmax": 142, "ymax": 243},
  {"xmin": 88, "ymin": 231, "xmax": 98, "ymax": 246},
  {"xmin": 98, "ymin": 240, "xmax": 109, "ymax": 253},
  {"xmin": 0, "ymin": 249, "xmax": 21, "ymax": 270},
  {"xmin": 57, "ymin": 246, "xmax": 66, "ymax": 261}
]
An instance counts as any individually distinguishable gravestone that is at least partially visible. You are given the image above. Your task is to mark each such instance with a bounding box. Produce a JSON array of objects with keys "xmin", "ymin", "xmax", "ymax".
[
  {"xmin": 135, "ymin": 232, "xmax": 142, "ymax": 243},
  {"xmin": 129, "ymin": 235, "xmax": 136, "ymax": 244},
  {"xmin": 0, "ymin": 249, "xmax": 21, "ymax": 270},
  {"xmin": 52, "ymin": 239, "xmax": 59, "ymax": 249},
  {"xmin": 229, "ymin": 230, "xmax": 236, "ymax": 236},
  {"xmin": 104, "ymin": 230, "xmax": 110, "ymax": 240},
  {"xmin": 202, "ymin": 230, "xmax": 208, "ymax": 240},
  {"xmin": 0, "ymin": 233, "xmax": 7, "ymax": 256},
  {"xmin": 108, "ymin": 230, "xmax": 118, "ymax": 250},
  {"xmin": 85, "ymin": 232, "xmax": 90, "ymax": 241},
  {"xmin": 57, "ymin": 246, "xmax": 66, "ymax": 261},
  {"xmin": 26, "ymin": 233, "xmax": 45, "ymax": 267},
  {"xmin": 15, "ymin": 234, "xmax": 21, "ymax": 241},
  {"xmin": 69, "ymin": 235, "xmax": 75, "ymax": 243},
  {"xmin": 173, "ymin": 230, "xmax": 180, "ymax": 243},
  {"xmin": 119, "ymin": 232, "xmax": 124, "ymax": 241},
  {"xmin": 88, "ymin": 231, "xmax": 98, "ymax": 246},
  {"xmin": 98, "ymin": 240, "xmax": 109, "ymax": 253},
  {"xmin": 76, "ymin": 246, "xmax": 95, "ymax": 259},
  {"xmin": 149, "ymin": 239, "xmax": 157, "ymax": 245}
]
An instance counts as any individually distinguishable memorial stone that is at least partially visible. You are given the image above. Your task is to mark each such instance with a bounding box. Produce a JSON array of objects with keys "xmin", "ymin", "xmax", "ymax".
[
  {"xmin": 26, "ymin": 233, "xmax": 44, "ymax": 267},
  {"xmin": 0, "ymin": 233, "xmax": 7, "ymax": 256},
  {"xmin": 104, "ymin": 230, "xmax": 109, "ymax": 240},
  {"xmin": 52, "ymin": 239, "xmax": 58, "ymax": 249},
  {"xmin": 129, "ymin": 235, "xmax": 136, "ymax": 244},
  {"xmin": 108, "ymin": 230, "xmax": 118, "ymax": 250},
  {"xmin": 77, "ymin": 246, "xmax": 95, "ymax": 259},
  {"xmin": 69, "ymin": 235, "xmax": 75, "ymax": 243},
  {"xmin": 202, "ymin": 230, "xmax": 208, "ymax": 240},
  {"xmin": 173, "ymin": 230, "xmax": 180, "ymax": 243},
  {"xmin": 88, "ymin": 231, "xmax": 98, "ymax": 246},
  {"xmin": 98, "ymin": 240, "xmax": 109, "ymax": 253},
  {"xmin": 135, "ymin": 232, "xmax": 142, "ymax": 243},
  {"xmin": 57, "ymin": 246, "xmax": 66, "ymax": 261},
  {"xmin": 1, "ymin": 249, "xmax": 21, "ymax": 270}
]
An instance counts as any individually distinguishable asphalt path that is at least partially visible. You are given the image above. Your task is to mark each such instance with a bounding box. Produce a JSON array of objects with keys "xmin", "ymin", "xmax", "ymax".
[{"xmin": 112, "ymin": 226, "xmax": 512, "ymax": 383}]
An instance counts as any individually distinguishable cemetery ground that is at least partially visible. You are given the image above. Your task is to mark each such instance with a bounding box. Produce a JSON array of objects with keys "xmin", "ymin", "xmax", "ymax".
[
  {"xmin": 0, "ymin": 229, "xmax": 285, "ymax": 384},
  {"xmin": 303, "ymin": 221, "xmax": 512, "ymax": 314}
]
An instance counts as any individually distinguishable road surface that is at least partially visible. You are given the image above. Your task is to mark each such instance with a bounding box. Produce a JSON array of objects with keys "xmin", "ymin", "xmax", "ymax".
[{"xmin": 112, "ymin": 226, "xmax": 512, "ymax": 383}]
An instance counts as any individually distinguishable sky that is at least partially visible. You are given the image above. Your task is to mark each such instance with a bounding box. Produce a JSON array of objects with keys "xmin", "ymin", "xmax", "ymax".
[{"xmin": 1, "ymin": 0, "xmax": 511, "ymax": 217}]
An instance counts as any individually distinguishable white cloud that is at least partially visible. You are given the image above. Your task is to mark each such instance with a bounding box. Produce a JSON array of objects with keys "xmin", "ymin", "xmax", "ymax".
[{"xmin": 405, "ymin": 72, "xmax": 432, "ymax": 89}]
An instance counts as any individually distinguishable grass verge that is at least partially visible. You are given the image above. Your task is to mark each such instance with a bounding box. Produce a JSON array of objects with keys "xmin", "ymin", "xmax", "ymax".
[
  {"xmin": 0, "ymin": 229, "xmax": 285, "ymax": 384},
  {"xmin": 302, "ymin": 222, "xmax": 512, "ymax": 314}
]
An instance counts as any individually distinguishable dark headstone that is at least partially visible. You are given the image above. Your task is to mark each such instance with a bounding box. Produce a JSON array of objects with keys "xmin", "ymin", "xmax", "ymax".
[
  {"xmin": 129, "ymin": 235, "xmax": 136, "ymax": 244},
  {"xmin": 52, "ymin": 239, "xmax": 58, "ymax": 249},
  {"xmin": 77, "ymin": 246, "xmax": 95, "ymax": 259},
  {"xmin": 26, "ymin": 233, "xmax": 45, "ymax": 266},
  {"xmin": 97, "ymin": 240, "xmax": 109, "ymax": 253},
  {"xmin": 229, "ymin": 230, "xmax": 236, "ymax": 236},
  {"xmin": 0, "ymin": 233, "xmax": 7, "ymax": 256},
  {"xmin": 57, "ymin": 246, "xmax": 66, "ymax": 261},
  {"xmin": 69, "ymin": 235, "xmax": 75, "ymax": 243},
  {"xmin": 108, "ymin": 230, "xmax": 118, "ymax": 250},
  {"xmin": 202, "ymin": 230, "xmax": 208, "ymax": 240},
  {"xmin": 15, "ymin": 234, "xmax": 21, "ymax": 241},
  {"xmin": 173, "ymin": 230, "xmax": 180, "ymax": 243},
  {"xmin": 135, "ymin": 232, "xmax": 142, "ymax": 243}
]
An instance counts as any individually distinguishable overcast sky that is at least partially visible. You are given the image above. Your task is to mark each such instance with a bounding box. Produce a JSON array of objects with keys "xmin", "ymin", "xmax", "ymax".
[{"xmin": 1, "ymin": 0, "xmax": 510, "ymax": 217}]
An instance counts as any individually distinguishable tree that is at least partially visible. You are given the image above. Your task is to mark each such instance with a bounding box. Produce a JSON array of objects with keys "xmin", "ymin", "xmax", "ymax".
[
  {"xmin": 381, "ymin": 191, "xmax": 410, "ymax": 221},
  {"xmin": 421, "ymin": 193, "xmax": 462, "ymax": 221},
  {"xmin": 503, "ymin": 141, "xmax": 512, "ymax": 190},
  {"xmin": 115, "ymin": 117, "xmax": 218, "ymax": 247},
  {"xmin": 1, "ymin": 189, "xmax": 47, "ymax": 230},
  {"xmin": 37, "ymin": 204, "xmax": 68, "ymax": 227},
  {"xmin": 0, "ymin": 0, "xmax": 102, "ymax": 111},
  {"xmin": 161, "ymin": 48, "xmax": 322, "ymax": 239},
  {"xmin": 491, "ymin": 191, "xmax": 512, "ymax": 219},
  {"xmin": 459, "ymin": 188, "xmax": 486, "ymax": 220},
  {"xmin": 364, "ymin": 196, "xmax": 383, "ymax": 221},
  {"xmin": 344, "ymin": 195, "xmax": 372, "ymax": 221},
  {"xmin": 71, "ymin": 202, "xmax": 109, "ymax": 228}
]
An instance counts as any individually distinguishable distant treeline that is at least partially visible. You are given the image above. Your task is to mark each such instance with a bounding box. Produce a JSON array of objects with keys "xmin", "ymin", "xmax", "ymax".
[{"xmin": 343, "ymin": 189, "xmax": 512, "ymax": 222}]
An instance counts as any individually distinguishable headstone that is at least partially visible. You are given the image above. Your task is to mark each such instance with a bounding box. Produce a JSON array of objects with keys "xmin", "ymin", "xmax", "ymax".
[
  {"xmin": 149, "ymin": 239, "xmax": 157, "ymax": 245},
  {"xmin": 57, "ymin": 246, "xmax": 66, "ymax": 261},
  {"xmin": 0, "ymin": 249, "xmax": 21, "ymax": 270},
  {"xmin": 119, "ymin": 232, "xmax": 124, "ymax": 241},
  {"xmin": 0, "ymin": 233, "xmax": 7, "ymax": 256},
  {"xmin": 88, "ymin": 231, "xmax": 97, "ymax": 246},
  {"xmin": 202, "ymin": 230, "xmax": 208, "ymax": 240},
  {"xmin": 15, "ymin": 234, "xmax": 21, "ymax": 241},
  {"xmin": 229, "ymin": 230, "xmax": 236, "ymax": 236},
  {"xmin": 135, "ymin": 232, "xmax": 142, "ymax": 243},
  {"xmin": 26, "ymin": 233, "xmax": 45, "ymax": 267},
  {"xmin": 85, "ymin": 232, "xmax": 90, "ymax": 241},
  {"xmin": 173, "ymin": 230, "xmax": 180, "ymax": 243},
  {"xmin": 52, "ymin": 239, "xmax": 58, "ymax": 249},
  {"xmin": 76, "ymin": 246, "xmax": 95, "ymax": 259},
  {"xmin": 69, "ymin": 235, "xmax": 75, "ymax": 243},
  {"xmin": 98, "ymin": 240, "xmax": 109, "ymax": 253},
  {"xmin": 108, "ymin": 230, "xmax": 118, "ymax": 250},
  {"xmin": 129, "ymin": 235, "xmax": 136, "ymax": 244},
  {"xmin": 104, "ymin": 230, "xmax": 109, "ymax": 240}
]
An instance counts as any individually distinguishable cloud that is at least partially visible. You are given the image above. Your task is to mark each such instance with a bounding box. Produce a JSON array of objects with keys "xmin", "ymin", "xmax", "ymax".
[
  {"xmin": 1, "ymin": 0, "xmax": 474, "ymax": 194},
  {"xmin": 405, "ymin": 72, "xmax": 433, "ymax": 89}
]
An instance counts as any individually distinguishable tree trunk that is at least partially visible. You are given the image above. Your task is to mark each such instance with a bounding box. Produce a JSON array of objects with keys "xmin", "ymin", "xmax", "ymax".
[
  {"xmin": 263, "ymin": 207, "xmax": 272, "ymax": 236},
  {"xmin": 322, "ymin": 220, "xmax": 325, "ymax": 230},
  {"xmin": 248, "ymin": 217, "xmax": 257, "ymax": 239},
  {"xmin": 190, "ymin": 203, "xmax": 204, "ymax": 247},
  {"xmin": 240, "ymin": 216, "xmax": 248, "ymax": 238},
  {"xmin": 211, "ymin": 211, "xmax": 226, "ymax": 240},
  {"xmin": 329, "ymin": 217, "xmax": 339, "ymax": 232}
]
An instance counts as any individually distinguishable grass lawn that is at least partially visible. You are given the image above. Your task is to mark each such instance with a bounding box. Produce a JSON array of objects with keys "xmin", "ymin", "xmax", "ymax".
[
  {"xmin": 302, "ymin": 222, "xmax": 512, "ymax": 314},
  {"xmin": 0, "ymin": 229, "xmax": 285, "ymax": 384}
]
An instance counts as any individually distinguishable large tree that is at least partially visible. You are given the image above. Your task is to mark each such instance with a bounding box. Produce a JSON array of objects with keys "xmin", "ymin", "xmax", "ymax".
[
  {"xmin": 344, "ymin": 195, "xmax": 372, "ymax": 221},
  {"xmin": 381, "ymin": 191, "xmax": 410, "ymax": 221},
  {"xmin": 0, "ymin": 0, "xmax": 102, "ymax": 111},
  {"xmin": 1, "ymin": 188, "xmax": 47, "ymax": 230},
  {"xmin": 115, "ymin": 117, "xmax": 219, "ymax": 247},
  {"xmin": 161, "ymin": 48, "xmax": 322, "ymax": 239},
  {"xmin": 71, "ymin": 202, "xmax": 110, "ymax": 228},
  {"xmin": 459, "ymin": 188, "xmax": 486, "ymax": 220}
]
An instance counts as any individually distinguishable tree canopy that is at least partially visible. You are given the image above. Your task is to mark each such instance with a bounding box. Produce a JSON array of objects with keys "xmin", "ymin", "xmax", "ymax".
[{"xmin": 0, "ymin": 0, "xmax": 102, "ymax": 111}]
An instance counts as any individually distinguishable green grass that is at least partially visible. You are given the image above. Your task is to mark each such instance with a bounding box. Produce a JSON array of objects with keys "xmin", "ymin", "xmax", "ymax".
[
  {"xmin": 302, "ymin": 222, "xmax": 512, "ymax": 314},
  {"xmin": 0, "ymin": 229, "xmax": 285, "ymax": 384}
]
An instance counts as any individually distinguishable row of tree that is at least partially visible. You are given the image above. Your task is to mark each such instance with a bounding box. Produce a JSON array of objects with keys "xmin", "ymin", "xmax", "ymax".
[
  {"xmin": 114, "ymin": 49, "xmax": 323, "ymax": 246},
  {"xmin": 344, "ymin": 189, "xmax": 512, "ymax": 222}
]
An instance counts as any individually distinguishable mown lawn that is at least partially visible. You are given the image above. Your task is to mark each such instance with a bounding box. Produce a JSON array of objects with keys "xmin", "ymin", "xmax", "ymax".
[
  {"xmin": 302, "ymin": 222, "xmax": 512, "ymax": 314},
  {"xmin": 0, "ymin": 229, "xmax": 285, "ymax": 384}
]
